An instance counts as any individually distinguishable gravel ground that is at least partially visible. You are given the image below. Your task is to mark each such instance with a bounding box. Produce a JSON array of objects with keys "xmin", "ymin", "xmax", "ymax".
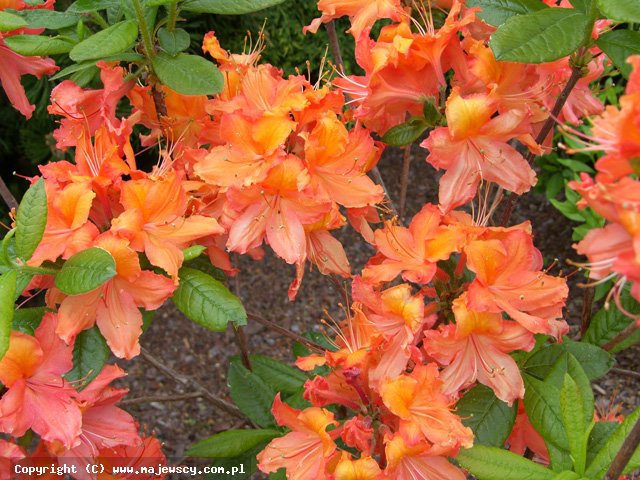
[{"xmin": 116, "ymin": 146, "xmax": 640, "ymax": 478}]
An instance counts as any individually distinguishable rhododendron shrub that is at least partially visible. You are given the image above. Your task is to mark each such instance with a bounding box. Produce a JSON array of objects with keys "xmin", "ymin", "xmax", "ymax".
[{"xmin": 0, "ymin": 0, "xmax": 639, "ymax": 479}]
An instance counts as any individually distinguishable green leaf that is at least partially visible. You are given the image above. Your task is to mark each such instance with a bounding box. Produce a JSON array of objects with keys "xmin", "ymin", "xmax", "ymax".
[
  {"xmin": 249, "ymin": 354, "xmax": 307, "ymax": 395},
  {"xmin": 489, "ymin": 8, "xmax": 589, "ymax": 63},
  {"xmin": 550, "ymin": 472, "xmax": 581, "ymax": 480},
  {"xmin": 69, "ymin": 19, "xmax": 138, "ymax": 62},
  {"xmin": 523, "ymin": 374, "xmax": 569, "ymax": 451},
  {"xmin": 182, "ymin": 245, "xmax": 206, "ymax": 262},
  {"xmin": 50, "ymin": 53, "xmax": 145, "ymax": 81},
  {"xmin": 15, "ymin": 178, "xmax": 47, "ymax": 261},
  {"xmin": 55, "ymin": 247, "xmax": 117, "ymax": 295},
  {"xmin": 65, "ymin": 326, "xmax": 110, "ymax": 389},
  {"xmin": 456, "ymin": 444, "xmax": 555, "ymax": 480},
  {"xmin": 206, "ymin": 445, "xmax": 262, "ymax": 480},
  {"xmin": 187, "ymin": 429, "xmax": 280, "ymax": 458},
  {"xmin": 585, "ymin": 407, "xmax": 640, "ymax": 478},
  {"xmin": 0, "ymin": 11, "xmax": 28, "ymax": 31},
  {"xmin": 545, "ymin": 352, "xmax": 594, "ymax": 426},
  {"xmin": 382, "ymin": 117, "xmax": 428, "ymax": 146},
  {"xmin": 456, "ymin": 384, "xmax": 517, "ymax": 447},
  {"xmin": 152, "ymin": 53, "xmax": 223, "ymax": 96},
  {"xmin": 584, "ymin": 287, "xmax": 640, "ymax": 352},
  {"xmin": 14, "ymin": 9, "xmax": 80, "ymax": 30},
  {"xmin": 68, "ymin": 0, "xmax": 121, "ymax": 12},
  {"xmin": 157, "ymin": 27, "xmax": 191, "ymax": 56},
  {"xmin": 4, "ymin": 34, "xmax": 75, "ymax": 56},
  {"xmin": 596, "ymin": 0, "xmax": 640, "ymax": 23},
  {"xmin": 466, "ymin": 0, "xmax": 548, "ymax": 26},
  {"xmin": 524, "ymin": 340, "xmax": 612, "ymax": 381},
  {"xmin": 182, "ymin": 0, "xmax": 286, "ymax": 14},
  {"xmin": 560, "ymin": 374, "xmax": 587, "ymax": 474},
  {"xmin": 172, "ymin": 267, "xmax": 246, "ymax": 331},
  {"xmin": 13, "ymin": 307, "xmax": 46, "ymax": 335},
  {"xmin": 227, "ymin": 360, "xmax": 276, "ymax": 428},
  {"xmin": 183, "ymin": 256, "xmax": 226, "ymax": 282},
  {"xmin": 147, "ymin": 0, "xmax": 174, "ymax": 5},
  {"xmin": 0, "ymin": 270, "xmax": 17, "ymax": 361},
  {"xmin": 597, "ymin": 30, "xmax": 640, "ymax": 78},
  {"xmin": 555, "ymin": 158, "xmax": 594, "ymax": 173},
  {"xmin": 587, "ymin": 422, "xmax": 618, "ymax": 465}
]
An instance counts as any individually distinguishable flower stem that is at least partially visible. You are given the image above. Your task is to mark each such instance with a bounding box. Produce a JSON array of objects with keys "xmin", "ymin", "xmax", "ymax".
[
  {"xmin": 132, "ymin": 0, "xmax": 155, "ymax": 59},
  {"xmin": 167, "ymin": 1, "xmax": 178, "ymax": 32}
]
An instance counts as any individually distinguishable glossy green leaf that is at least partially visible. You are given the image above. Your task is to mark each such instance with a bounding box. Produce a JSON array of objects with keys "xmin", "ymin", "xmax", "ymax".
[
  {"xmin": 524, "ymin": 339, "xmax": 612, "ymax": 381},
  {"xmin": 12, "ymin": 307, "xmax": 46, "ymax": 335},
  {"xmin": 15, "ymin": 178, "xmax": 47, "ymax": 261},
  {"xmin": 466, "ymin": 0, "xmax": 548, "ymax": 26},
  {"xmin": 587, "ymin": 421, "xmax": 617, "ymax": 465},
  {"xmin": 0, "ymin": 270, "xmax": 17, "ymax": 361},
  {"xmin": 456, "ymin": 384, "xmax": 517, "ymax": 447},
  {"xmin": 597, "ymin": 30, "xmax": 640, "ymax": 78},
  {"xmin": 157, "ymin": 27, "xmax": 190, "ymax": 56},
  {"xmin": 227, "ymin": 360, "xmax": 276, "ymax": 428},
  {"xmin": 152, "ymin": 53, "xmax": 224, "ymax": 96},
  {"xmin": 65, "ymin": 326, "xmax": 110, "ymax": 389},
  {"xmin": 456, "ymin": 444, "xmax": 555, "ymax": 480},
  {"xmin": 0, "ymin": 11, "xmax": 27, "ymax": 31},
  {"xmin": 489, "ymin": 8, "xmax": 589, "ymax": 63},
  {"xmin": 550, "ymin": 472, "xmax": 581, "ymax": 480},
  {"xmin": 172, "ymin": 267, "xmax": 246, "ymax": 331},
  {"xmin": 182, "ymin": 0, "xmax": 285, "ymax": 14},
  {"xmin": 14, "ymin": 9, "xmax": 80, "ymax": 29},
  {"xmin": 187, "ymin": 429, "xmax": 280, "ymax": 458},
  {"xmin": 596, "ymin": 0, "xmax": 640, "ymax": 23},
  {"xmin": 249, "ymin": 354, "xmax": 307, "ymax": 395},
  {"xmin": 182, "ymin": 245, "xmax": 206, "ymax": 262},
  {"xmin": 560, "ymin": 374, "xmax": 587, "ymax": 474},
  {"xmin": 68, "ymin": 0, "xmax": 120, "ymax": 12},
  {"xmin": 55, "ymin": 247, "xmax": 117, "ymax": 295},
  {"xmin": 545, "ymin": 352, "xmax": 594, "ymax": 424},
  {"xmin": 585, "ymin": 406, "xmax": 640, "ymax": 478},
  {"xmin": 584, "ymin": 287, "xmax": 640, "ymax": 352},
  {"xmin": 523, "ymin": 374, "xmax": 569, "ymax": 451},
  {"xmin": 69, "ymin": 19, "xmax": 138, "ymax": 62},
  {"xmin": 206, "ymin": 444, "xmax": 263, "ymax": 480},
  {"xmin": 382, "ymin": 117, "xmax": 428, "ymax": 146},
  {"xmin": 4, "ymin": 34, "xmax": 75, "ymax": 55}
]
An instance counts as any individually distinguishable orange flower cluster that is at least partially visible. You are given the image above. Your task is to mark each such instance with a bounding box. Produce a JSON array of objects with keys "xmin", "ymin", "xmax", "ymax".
[
  {"xmin": 257, "ymin": 205, "xmax": 569, "ymax": 479},
  {"xmin": 569, "ymin": 56, "xmax": 640, "ymax": 312}
]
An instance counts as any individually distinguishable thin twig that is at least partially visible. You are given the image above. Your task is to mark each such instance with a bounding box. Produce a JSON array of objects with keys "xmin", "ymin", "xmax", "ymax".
[
  {"xmin": 139, "ymin": 348, "xmax": 244, "ymax": 419},
  {"xmin": 247, "ymin": 312, "xmax": 325, "ymax": 354},
  {"xmin": 325, "ymin": 21, "xmax": 345, "ymax": 73},
  {"xmin": 610, "ymin": 367, "xmax": 640, "ymax": 380},
  {"xmin": 499, "ymin": 65, "xmax": 585, "ymax": 225},
  {"xmin": 605, "ymin": 415, "xmax": 640, "ymax": 480},
  {"xmin": 579, "ymin": 286, "xmax": 595, "ymax": 338},
  {"xmin": 602, "ymin": 322, "xmax": 639, "ymax": 352},
  {"xmin": 399, "ymin": 144, "xmax": 412, "ymax": 222},
  {"xmin": 0, "ymin": 176, "xmax": 18, "ymax": 211},
  {"xmin": 370, "ymin": 166, "xmax": 399, "ymax": 219},
  {"xmin": 120, "ymin": 392, "xmax": 203, "ymax": 406},
  {"xmin": 328, "ymin": 274, "xmax": 350, "ymax": 309},
  {"xmin": 233, "ymin": 270, "xmax": 252, "ymax": 371}
]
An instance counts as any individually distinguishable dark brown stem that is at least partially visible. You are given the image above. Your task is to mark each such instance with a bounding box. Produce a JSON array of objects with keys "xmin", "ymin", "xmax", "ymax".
[
  {"xmin": 151, "ymin": 82, "xmax": 168, "ymax": 120},
  {"xmin": 605, "ymin": 415, "xmax": 640, "ymax": 480},
  {"xmin": 328, "ymin": 274, "xmax": 350, "ymax": 309},
  {"xmin": 499, "ymin": 65, "xmax": 585, "ymax": 225},
  {"xmin": 120, "ymin": 392, "xmax": 203, "ymax": 406},
  {"xmin": 602, "ymin": 322, "xmax": 639, "ymax": 352},
  {"xmin": 610, "ymin": 367, "xmax": 640, "ymax": 380},
  {"xmin": 0, "ymin": 176, "xmax": 18, "ymax": 211},
  {"xmin": 370, "ymin": 166, "xmax": 399, "ymax": 219},
  {"xmin": 232, "ymin": 270, "xmax": 252, "ymax": 370},
  {"xmin": 399, "ymin": 144, "xmax": 412, "ymax": 222},
  {"xmin": 579, "ymin": 286, "xmax": 595, "ymax": 338},
  {"xmin": 139, "ymin": 348, "xmax": 244, "ymax": 419},
  {"xmin": 325, "ymin": 21, "xmax": 345, "ymax": 73},
  {"xmin": 247, "ymin": 312, "xmax": 325, "ymax": 354}
]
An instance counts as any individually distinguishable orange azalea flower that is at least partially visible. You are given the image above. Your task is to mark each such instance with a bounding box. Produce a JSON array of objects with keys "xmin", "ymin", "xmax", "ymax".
[
  {"xmin": 303, "ymin": 0, "xmax": 403, "ymax": 39},
  {"xmin": 362, "ymin": 204, "xmax": 461, "ymax": 284},
  {"xmin": 332, "ymin": 452, "xmax": 381, "ymax": 480},
  {"xmin": 302, "ymin": 113, "xmax": 383, "ymax": 208},
  {"xmin": 49, "ymin": 62, "xmax": 133, "ymax": 149},
  {"xmin": 96, "ymin": 437, "xmax": 167, "ymax": 480},
  {"xmin": 111, "ymin": 170, "xmax": 223, "ymax": 281},
  {"xmin": 0, "ymin": 41, "xmax": 57, "ymax": 119},
  {"xmin": 304, "ymin": 371, "xmax": 363, "ymax": 411},
  {"xmin": 421, "ymin": 88, "xmax": 540, "ymax": 212},
  {"xmin": 257, "ymin": 394, "xmax": 339, "ymax": 480},
  {"xmin": 353, "ymin": 278, "xmax": 432, "ymax": 385},
  {"xmin": 224, "ymin": 155, "xmax": 330, "ymax": 265},
  {"xmin": 28, "ymin": 181, "xmax": 99, "ymax": 266},
  {"xmin": 379, "ymin": 363, "xmax": 473, "ymax": 452},
  {"xmin": 0, "ymin": 439, "xmax": 25, "ymax": 480},
  {"xmin": 0, "ymin": 313, "xmax": 81, "ymax": 448},
  {"xmin": 506, "ymin": 403, "xmax": 548, "ymax": 464},
  {"xmin": 52, "ymin": 234, "xmax": 175, "ymax": 359},
  {"xmin": 423, "ymin": 295, "xmax": 534, "ymax": 405},
  {"xmin": 464, "ymin": 230, "xmax": 569, "ymax": 338},
  {"xmin": 384, "ymin": 428, "xmax": 466, "ymax": 480}
]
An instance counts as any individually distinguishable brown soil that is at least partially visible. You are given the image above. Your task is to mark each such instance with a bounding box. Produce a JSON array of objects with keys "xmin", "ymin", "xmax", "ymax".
[{"xmin": 117, "ymin": 147, "xmax": 640, "ymax": 478}]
